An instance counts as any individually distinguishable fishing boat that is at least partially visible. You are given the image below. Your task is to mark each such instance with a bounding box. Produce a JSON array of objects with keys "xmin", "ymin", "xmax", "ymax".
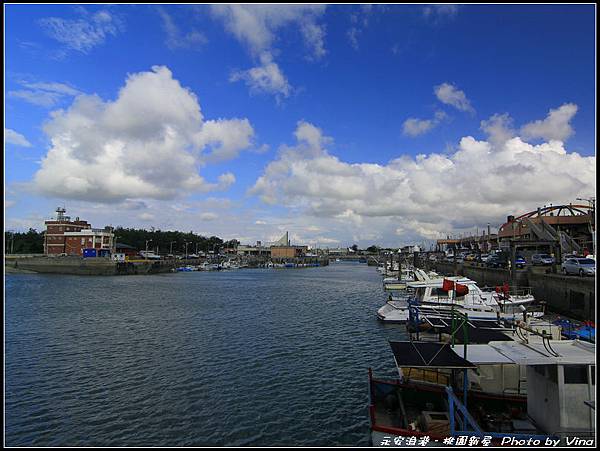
[
  {"xmin": 369, "ymin": 337, "xmax": 595, "ymax": 445},
  {"xmin": 377, "ymin": 277, "xmax": 542, "ymax": 323}
]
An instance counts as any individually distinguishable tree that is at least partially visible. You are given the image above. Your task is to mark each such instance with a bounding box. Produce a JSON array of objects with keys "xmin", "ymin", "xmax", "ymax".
[
  {"xmin": 351, "ymin": 244, "xmax": 359, "ymax": 252},
  {"xmin": 366, "ymin": 245, "xmax": 380, "ymax": 254}
]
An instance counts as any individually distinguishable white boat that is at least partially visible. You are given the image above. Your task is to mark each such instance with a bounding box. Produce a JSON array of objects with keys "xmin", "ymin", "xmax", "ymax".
[
  {"xmin": 221, "ymin": 260, "xmax": 239, "ymax": 270},
  {"xmin": 377, "ymin": 277, "xmax": 541, "ymax": 323},
  {"xmin": 382, "ymin": 268, "xmax": 439, "ymax": 291}
]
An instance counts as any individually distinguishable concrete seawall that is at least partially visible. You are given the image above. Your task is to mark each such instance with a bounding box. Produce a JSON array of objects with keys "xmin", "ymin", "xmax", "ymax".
[
  {"xmin": 5, "ymin": 255, "xmax": 330, "ymax": 276},
  {"xmin": 428, "ymin": 261, "xmax": 595, "ymax": 321},
  {"xmin": 5, "ymin": 256, "xmax": 176, "ymax": 276}
]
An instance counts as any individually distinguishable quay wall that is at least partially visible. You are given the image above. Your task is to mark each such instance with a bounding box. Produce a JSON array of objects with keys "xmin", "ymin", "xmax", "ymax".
[
  {"xmin": 528, "ymin": 270, "xmax": 595, "ymax": 320},
  {"xmin": 5, "ymin": 255, "xmax": 329, "ymax": 275},
  {"xmin": 428, "ymin": 261, "xmax": 595, "ymax": 321},
  {"xmin": 5, "ymin": 256, "xmax": 177, "ymax": 276}
]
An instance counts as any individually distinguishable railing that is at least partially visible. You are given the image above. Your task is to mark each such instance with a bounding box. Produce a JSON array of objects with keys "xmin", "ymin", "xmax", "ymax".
[
  {"xmin": 446, "ymin": 386, "xmax": 555, "ymax": 441},
  {"xmin": 481, "ymin": 286, "xmax": 533, "ymax": 297}
]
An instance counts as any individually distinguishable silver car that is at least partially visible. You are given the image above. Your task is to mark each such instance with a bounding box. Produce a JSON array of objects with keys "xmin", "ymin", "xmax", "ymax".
[
  {"xmin": 561, "ymin": 258, "xmax": 596, "ymax": 276},
  {"xmin": 532, "ymin": 253, "xmax": 555, "ymax": 265}
]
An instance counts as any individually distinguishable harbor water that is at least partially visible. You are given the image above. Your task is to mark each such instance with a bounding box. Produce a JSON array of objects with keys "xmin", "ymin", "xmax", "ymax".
[{"xmin": 5, "ymin": 263, "xmax": 408, "ymax": 446}]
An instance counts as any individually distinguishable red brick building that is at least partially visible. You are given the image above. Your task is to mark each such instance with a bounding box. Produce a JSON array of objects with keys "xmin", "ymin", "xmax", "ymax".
[{"xmin": 44, "ymin": 207, "xmax": 115, "ymax": 256}]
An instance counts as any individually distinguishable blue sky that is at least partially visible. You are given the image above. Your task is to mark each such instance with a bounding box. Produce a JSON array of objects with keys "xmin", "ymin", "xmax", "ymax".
[{"xmin": 4, "ymin": 4, "xmax": 596, "ymax": 247}]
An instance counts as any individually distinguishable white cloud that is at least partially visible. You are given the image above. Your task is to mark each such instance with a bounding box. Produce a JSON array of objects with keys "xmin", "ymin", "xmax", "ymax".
[
  {"xmin": 250, "ymin": 109, "xmax": 594, "ymax": 243},
  {"xmin": 196, "ymin": 119, "xmax": 254, "ymax": 162},
  {"xmin": 9, "ymin": 81, "xmax": 81, "ymax": 108},
  {"xmin": 33, "ymin": 66, "xmax": 254, "ymax": 202},
  {"xmin": 520, "ymin": 103, "xmax": 578, "ymax": 142},
  {"xmin": 211, "ymin": 5, "xmax": 326, "ymax": 98},
  {"xmin": 157, "ymin": 7, "xmax": 207, "ymax": 50},
  {"xmin": 423, "ymin": 5, "xmax": 459, "ymax": 22},
  {"xmin": 403, "ymin": 118, "xmax": 435, "ymax": 137},
  {"xmin": 211, "ymin": 5, "xmax": 326, "ymax": 58},
  {"xmin": 199, "ymin": 212, "xmax": 218, "ymax": 221},
  {"xmin": 346, "ymin": 5, "xmax": 375, "ymax": 51},
  {"xmin": 403, "ymin": 111, "xmax": 447, "ymax": 137},
  {"xmin": 138, "ymin": 212, "xmax": 155, "ymax": 221},
  {"xmin": 230, "ymin": 53, "xmax": 292, "ymax": 99},
  {"xmin": 480, "ymin": 113, "xmax": 515, "ymax": 147},
  {"xmin": 434, "ymin": 82, "xmax": 474, "ymax": 113},
  {"xmin": 5, "ymin": 128, "xmax": 32, "ymax": 147},
  {"xmin": 39, "ymin": 9, "xmax": 124, "ymax": 54}
]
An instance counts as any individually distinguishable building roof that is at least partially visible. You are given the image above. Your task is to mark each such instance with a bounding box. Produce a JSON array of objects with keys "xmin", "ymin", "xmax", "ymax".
[
  {"xmin": 458, "ymin": 340, "xmax": 595, "ymax": 366},
  {"xmin": 389, "ymin": 341, "xmax": 477, "ymax": 369}
]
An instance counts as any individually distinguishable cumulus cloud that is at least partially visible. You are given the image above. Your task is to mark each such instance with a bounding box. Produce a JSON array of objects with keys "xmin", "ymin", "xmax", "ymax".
[
  {"xmin": 211, "ymin": 5, "xmax": 327, "ymax": 98},
  {"xmin": 403, "ymin": 111, "xmax": 447, "ymax": 137},
  {"xmin": 33, "ymin": 66, "xmax": 254, "ymax": 202},
  {"xmin": 520, "ymin": 103, "xmax": 578, "ymax": 142},
  {"xmin": 5, "ymin": 128, "xmax": 32, "ymax": 147},
  {"xmin": 157, "ymin": 7, "xmax": 207, "ymax": 50},
  {"xmin": 434, "ymin": 82, "xmax": 474, "ymax": 113},
  {"xmin": 480, "ymin": 113, "xmax": 515, "ymax": 147},
  {"xmin": 250, "ymin": 108, "xmax": 594, "ymax": 243},
  {"xmin": 39, "ymin": 9, "xmax": 124, "ymax": 54}
]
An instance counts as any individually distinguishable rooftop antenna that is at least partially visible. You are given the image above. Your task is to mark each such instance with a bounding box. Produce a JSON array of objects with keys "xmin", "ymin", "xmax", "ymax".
[{"xmin": 56, "ymin": 206, "xmax": 67, "ymax": 221}]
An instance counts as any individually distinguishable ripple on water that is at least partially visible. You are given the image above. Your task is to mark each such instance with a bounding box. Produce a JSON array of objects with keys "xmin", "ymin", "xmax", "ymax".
[{"xmin": 6, "ymin": 264, "xmax": 407, "ymax": 446}]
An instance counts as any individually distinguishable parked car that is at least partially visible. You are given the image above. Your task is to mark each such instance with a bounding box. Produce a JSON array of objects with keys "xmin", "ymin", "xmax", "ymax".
[
  {"xmin": 561, "ymin": 258, "xmax": 596, "ymax": 277},
  {"xmin": 478, "ymin": 254, "xmax": 490, "ymax": 263},
  {"xmin": 562, "ymin": 254, "xmax": 578, "ymax": 262},
  {"xmin": 486, "ymin": 254, "xmax": 508, "ymax": 268},
  {"xmin": 465, "ymin": 254, "xmax": 477, "ymax": 262},
  {"xmin": 532, "ymin": 253, "xmax": 555, "ymax": 266},
  {"xmin": 514, "ymin": 255, "xmax": 527, "ymax": 269}
]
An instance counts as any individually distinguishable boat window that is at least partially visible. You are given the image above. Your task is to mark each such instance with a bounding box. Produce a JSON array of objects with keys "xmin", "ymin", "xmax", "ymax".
[
  {"xmin": 432, "ymin": 288, "xmax": 450, "ymax": 298},
  {"xmin": 564, "ymin": 365, "xmax": 588, "ymax": 384},
  {"xmin": 591, "ymin": 366, "xmax": 595, "ymax": 385}
]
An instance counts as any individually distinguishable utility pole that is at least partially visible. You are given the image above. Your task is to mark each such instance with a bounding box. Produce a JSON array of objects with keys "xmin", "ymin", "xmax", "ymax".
[{"xmin": 145, "ymin": 239, "xmax": 152, "ymax": 260}]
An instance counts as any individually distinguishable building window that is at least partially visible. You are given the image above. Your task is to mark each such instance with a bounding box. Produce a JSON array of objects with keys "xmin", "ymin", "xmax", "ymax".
[
  {"xmin": 81, "ymin": 238, "xmax": 85, "ymax": 245},
  {"xmin": 564, "ymin": 365, "xmax": 588, "ymax": 384}
]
